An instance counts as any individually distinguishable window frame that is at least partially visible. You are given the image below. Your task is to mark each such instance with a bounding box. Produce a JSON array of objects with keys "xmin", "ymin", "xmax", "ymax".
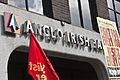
[
  {"xmin": 7, "ymin": 0, "xmax": 44, "ymax": 15},
  {"xmin": 108, "ymin": 0, "xmax": 120, "ymax": 33},
  {"xmin": 69, "ymin": 0, "xmax": 98, "ymax": 32}
]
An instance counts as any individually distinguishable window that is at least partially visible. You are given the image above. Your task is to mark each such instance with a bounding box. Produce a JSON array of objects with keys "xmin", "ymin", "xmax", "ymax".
[
  {"xmin": 117, "ymin": 14, "xmax": 120, "ymax": 28},
  {"xmin": 8, "ymin": 0, "xmax": 43, "ymax": 15},
  {"xmin": 69, "ymin": 0, "xmax": 95, "ymax": 31},
  {"xmin": 107, "ymin": 0, "xmax": 120, "ymax": 34},
  {"xmin": 8, "ymin": 0, "xmax": 26, "ymax": 9},
  {"xmin": 81, "ymin": 0, "xmax": 92, "ymax": 30},
  {"xmin": 109, "ymin": 9, "xmax": 115, "ymax": 21},
  {"xmin": 28, "ymin": 0, "xmax": 43, "ymax": 14},
  {"xmin": 69, "ymin": 0, "xmax": 81, "ymax": 27},
  {"xmin": 115, "ymin": 0, "xmax": 120, "ymax": 13},
  {"xmin": 107, "ymin": 0, "xmax": 113, "ymax": 9}
]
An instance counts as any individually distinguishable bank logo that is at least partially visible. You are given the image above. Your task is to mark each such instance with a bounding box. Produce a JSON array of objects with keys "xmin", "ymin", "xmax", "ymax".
[{"xmin": 4, "ymin": 12, "xmax": 20, "ymax": 34}]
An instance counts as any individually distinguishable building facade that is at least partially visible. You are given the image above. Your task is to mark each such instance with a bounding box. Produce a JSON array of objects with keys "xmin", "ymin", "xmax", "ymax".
[{"xmin": 0, "ymin": 0, "xmax": 120, "ymax": 80}]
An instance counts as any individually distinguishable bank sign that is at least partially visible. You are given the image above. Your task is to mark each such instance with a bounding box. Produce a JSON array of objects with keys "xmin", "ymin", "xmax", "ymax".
[
  {"xmin": 97, "ymin": 17, "xmax": 120, "ymax": 80},
  {"xmin": 4, "ymin": 12, "xmax": 102, "ymax": 52}
]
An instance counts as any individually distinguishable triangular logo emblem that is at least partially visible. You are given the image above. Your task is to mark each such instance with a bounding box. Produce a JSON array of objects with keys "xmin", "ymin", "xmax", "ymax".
[{"xmin": 4, "ymin": 12, "xmax": 20, "ymax": 34}]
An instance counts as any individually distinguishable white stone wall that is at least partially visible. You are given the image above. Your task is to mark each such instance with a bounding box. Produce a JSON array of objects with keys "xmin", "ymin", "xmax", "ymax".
[{"xmin": 0, "ymin": 3, "xmax": 108, "ymax": 80}]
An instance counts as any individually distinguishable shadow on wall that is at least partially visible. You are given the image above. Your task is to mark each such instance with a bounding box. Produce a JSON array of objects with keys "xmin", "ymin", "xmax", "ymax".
[
  {"xmin": 0, "ymin": 15, "xmax": 5, "ymax": 35},
  {"xmin": 7, "ymin": 46, "xmax": 33, "ymax": 80},
  {"xmin": 8, "ymin": 50, "xmax": 98, "ymax": 80},
  {"xmin": 7, "ymin": 46, "xmax": 99, "ymax": 80}
]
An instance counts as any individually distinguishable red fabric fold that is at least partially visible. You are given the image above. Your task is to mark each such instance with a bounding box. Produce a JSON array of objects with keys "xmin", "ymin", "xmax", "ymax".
[{"xmin": 28, "ymin": 30, "xmax": 60, "ymax": 80}]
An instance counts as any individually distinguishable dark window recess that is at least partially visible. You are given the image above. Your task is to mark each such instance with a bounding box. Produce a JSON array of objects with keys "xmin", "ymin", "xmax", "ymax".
[
  {"xmin": 78, "ymin": 0, "xmax": 84, "ymax": 27},
  {"xmin": 0, "ymin": 0, "xmax": 7, "ymax": 4},
  {"xmin": 89, "ymin": 0, "xmax": 99, "ymax": 32},
  {"xmin": 42, "ymin": 0, "xmax": 53, "ymax": 18}
]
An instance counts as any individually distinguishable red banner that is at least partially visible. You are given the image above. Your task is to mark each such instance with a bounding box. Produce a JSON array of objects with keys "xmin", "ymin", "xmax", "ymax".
[{"xmin": 28, "ymin": 30, "xmax": 60, "ymax": 80}]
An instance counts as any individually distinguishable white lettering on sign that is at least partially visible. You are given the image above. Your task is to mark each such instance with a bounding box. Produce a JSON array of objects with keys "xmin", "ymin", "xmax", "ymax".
[
  {"xmin": 108, "ymin": 68, "xmax": 120, "ymax": 76},
  {"xmin": 24, "ymin": 20, "xmax": 34, "ymax": 33},
  {"xmin": 23, "ymin": 20, "xmax": 103, "ymax": 52}
]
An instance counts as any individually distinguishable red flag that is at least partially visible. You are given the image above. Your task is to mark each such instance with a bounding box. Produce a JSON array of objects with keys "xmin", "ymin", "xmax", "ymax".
[{"xmin": 28, "ymin": 30, "xmax": 60, "ymax": 80}]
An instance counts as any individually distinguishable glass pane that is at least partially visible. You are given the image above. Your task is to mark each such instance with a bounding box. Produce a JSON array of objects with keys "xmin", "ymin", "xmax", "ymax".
[
  {"xmin": 109, "ymin": 10, "xmax": 115, "ymax": 21},
  {"xmin": 28, "ymin": 0, "xmax": 43, "ymax": 15},
  {"xmin": 117, "ymin": 14, "xmax": 120, "ymax": 34},
  {"xmin": 107, "ymin": 0, "xmax": 113, "ymax": 9},
  {"xmin": 8, "ymin": 0, "xmax": 26, "ymax": 9},
  {"xmin": 117, "ymin": 14, "xmax": 120, "ymax": 25},
  {"xmin": 115, "ymin": 0, "xmax": 120, "ymax": 12},
  {"xmin": 81, "ymin": 0, "xmax": 92, "ymax": 30},
  {"xmin": 69, "ymin": 0, "xmax": 81, "ymax": 27}
]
